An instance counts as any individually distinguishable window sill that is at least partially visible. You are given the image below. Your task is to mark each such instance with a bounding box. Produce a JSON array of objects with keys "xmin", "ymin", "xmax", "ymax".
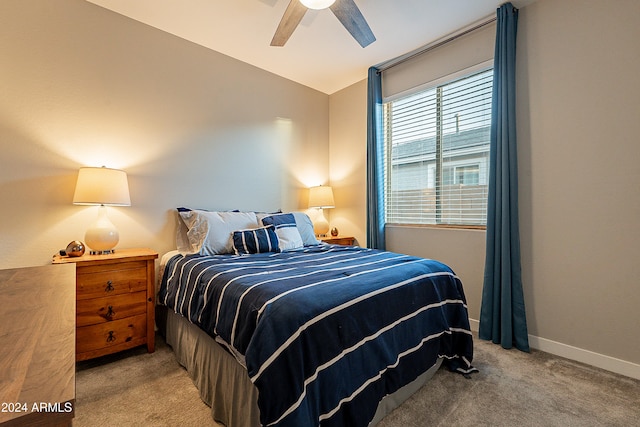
[{"xmin": 386, "ymin": 223, "xmax": 486, "ymax": 231}]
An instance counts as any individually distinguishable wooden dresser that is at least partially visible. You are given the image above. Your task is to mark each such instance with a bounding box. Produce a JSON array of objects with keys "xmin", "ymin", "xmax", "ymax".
[
  {"xmin": 0, "ymin": 264, "xmax": 76, "ymax": 427},
  {"xmin": 52, "ymin": 248, "xmax": 158, "ymax": 361}
]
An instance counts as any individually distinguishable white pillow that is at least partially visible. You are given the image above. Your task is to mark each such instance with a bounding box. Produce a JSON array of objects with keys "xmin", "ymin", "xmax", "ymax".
[
  {"xmin": 276, "ymin": 227, "xmax": 304, "ymax": 251},
  {"xmin": 291, "ymin": 212, "xmax": 320, "ymax": 246},
  {"xmin": 178, "ymin": 209, "xmax": 259, "ymax": 255}
]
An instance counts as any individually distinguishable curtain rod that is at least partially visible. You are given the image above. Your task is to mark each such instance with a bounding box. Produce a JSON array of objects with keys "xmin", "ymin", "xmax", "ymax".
[{"xmin": 376, "ymin": 15, "xmax": 497, "ymax": 74}]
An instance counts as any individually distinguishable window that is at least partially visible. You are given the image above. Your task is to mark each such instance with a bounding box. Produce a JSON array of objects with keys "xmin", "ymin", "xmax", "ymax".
[{"xmin": 383, "ymin": 68, "xmax": 493, "ymax": 226}]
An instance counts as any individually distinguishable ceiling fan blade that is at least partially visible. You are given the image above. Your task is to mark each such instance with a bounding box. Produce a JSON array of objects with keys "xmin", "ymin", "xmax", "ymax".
[
  {"xmin": 271, "ymin": 0, "xmax": 308, "ymax": 46},
  {"xmin": 330, "ymin": 0, "xmax": 376, "ymax": 48}
]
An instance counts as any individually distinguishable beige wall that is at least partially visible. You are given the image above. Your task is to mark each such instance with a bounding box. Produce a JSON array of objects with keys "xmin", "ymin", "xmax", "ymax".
[
  {"xmin": 328, "ymin": 79, "xmax": 368, "ymax": 246},
  {"xmin": 330, "ymin": 0, "xmax": 640, "ymax": 370},
  {"xmin": 0, "ymin": 0, "xmax": 329, "ymax": 268},
  {"xmin": 517, "ymin": 0, "xmax": 639, "ymax": 365}
]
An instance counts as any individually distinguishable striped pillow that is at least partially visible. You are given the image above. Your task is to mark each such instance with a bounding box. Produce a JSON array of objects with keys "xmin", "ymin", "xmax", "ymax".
[
  {"xmin": 232, "ymin": 225, "xmax": 279, "ymax": 255},
  {"xmin": 261, "ymin": 213, "xmax": 304, "ymax": 251}
]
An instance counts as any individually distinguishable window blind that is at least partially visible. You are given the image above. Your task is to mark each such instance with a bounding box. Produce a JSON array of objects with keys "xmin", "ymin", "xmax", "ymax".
[
  {"xmin": 381, "ymin": 20, "xmax": 496, "ymax": 101},
  {"xmin": 383, "ymin": 68, "xmax": 492, "ymax": 226}
]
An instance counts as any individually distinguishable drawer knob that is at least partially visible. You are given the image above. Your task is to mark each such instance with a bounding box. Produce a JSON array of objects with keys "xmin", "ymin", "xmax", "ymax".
[
  {"xmin": 105, "ymin": 305, "xmax": 115, "ymax": 319},
  {"xmin": 105, "ymin": 280, "xmax": 114, "ymax": 292},
  {"xmin": 107, "ymin": 331, "xmax": 116, "ymax": 342}
]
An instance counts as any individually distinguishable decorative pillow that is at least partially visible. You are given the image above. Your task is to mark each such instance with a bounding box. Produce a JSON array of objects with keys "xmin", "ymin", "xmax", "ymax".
[
  {"xmin": 177, "ymin": 209, "xmax": 259, "ymax": 255},
  {"xmin": 291, "ymin": 212, "xmax": 320, "ymax": 246},
  {"xmin": 232, "ymin": 225, "xmax": 279, "ymax": 255},
  {"xmin": 261, "ymin": 213, "xmax": 304, "ymax": 251}
]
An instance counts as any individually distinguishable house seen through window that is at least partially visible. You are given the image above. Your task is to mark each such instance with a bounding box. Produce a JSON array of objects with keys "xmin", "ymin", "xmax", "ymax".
[{"xmin": 383, "ymin": 68, "xmax": 493, "ymax": 226}]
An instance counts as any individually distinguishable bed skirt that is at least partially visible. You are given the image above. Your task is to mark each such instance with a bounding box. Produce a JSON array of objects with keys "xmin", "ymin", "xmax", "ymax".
[{"xmin": 156, "ymin": 305, "xmax": 442, "ymax": 427}]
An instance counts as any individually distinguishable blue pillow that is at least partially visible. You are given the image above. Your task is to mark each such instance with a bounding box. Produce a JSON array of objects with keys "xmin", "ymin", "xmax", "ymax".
[
  {"xmin": 232, "ymin": 225, "xmax": 279, "ymax": 255},
  {"xmin": 261, "ymin": 213, "xmax": 304, "ymax": 251}
]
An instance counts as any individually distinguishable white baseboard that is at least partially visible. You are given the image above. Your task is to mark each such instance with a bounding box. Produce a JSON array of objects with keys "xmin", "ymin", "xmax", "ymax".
[
  {"xmin": 468, "ymin": 318, "xmax": 640, "ymax": 380},
  {"xmin": 468, "ymin": 318, "xmax": 480, "ymax": 332}
]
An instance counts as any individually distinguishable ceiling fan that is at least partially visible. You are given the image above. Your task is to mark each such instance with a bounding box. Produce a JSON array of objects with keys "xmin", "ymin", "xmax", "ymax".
[{"xmin": 271, "ymin": 0, "xmax": 376, "ymax": 48}]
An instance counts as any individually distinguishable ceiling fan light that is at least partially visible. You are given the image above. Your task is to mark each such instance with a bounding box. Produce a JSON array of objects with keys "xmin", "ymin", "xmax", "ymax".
[{"xmin": 300, "ymin": 0, "xmax": 336, "ymax": 10}]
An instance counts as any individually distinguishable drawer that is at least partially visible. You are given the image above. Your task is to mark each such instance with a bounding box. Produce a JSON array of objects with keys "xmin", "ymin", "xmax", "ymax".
[
  {"xmin": 77, "ymin": 261, "xmax": 147, "ymax": 299},
  {"xmin": 329, "ymin": 237, "xmax": 354, "ymax": 245},
  {"xmin": 321, "ymin": 237, "xmax": 355, "ymax": 245},
  {"xmin": 76, "ymin": 291, "xmax": 147, "ymax": 327},
  {"xmin": 76, "ymin": 314, "xmax": 147, "ymax": 356}
]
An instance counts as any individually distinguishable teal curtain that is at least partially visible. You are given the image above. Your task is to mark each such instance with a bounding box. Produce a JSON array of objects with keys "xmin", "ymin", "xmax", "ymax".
[
  {"xmin": 366, "ymin": 67, "xmax": 386, "ymax": 250},
  {"xmin": 479, "ymin": 2, "xmax": 529, "ymax": 352}
]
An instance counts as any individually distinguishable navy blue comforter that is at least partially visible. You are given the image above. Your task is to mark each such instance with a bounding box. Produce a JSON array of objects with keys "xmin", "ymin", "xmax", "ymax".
[{"xmin": 159, "ymin": 245, "xmax": 475, "ymax": 427}]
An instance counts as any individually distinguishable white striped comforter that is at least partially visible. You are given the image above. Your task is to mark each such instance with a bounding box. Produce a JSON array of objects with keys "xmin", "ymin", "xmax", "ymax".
[{"xmin": 159, "ymin": 245, "xmax": 476, "ymax": 427}]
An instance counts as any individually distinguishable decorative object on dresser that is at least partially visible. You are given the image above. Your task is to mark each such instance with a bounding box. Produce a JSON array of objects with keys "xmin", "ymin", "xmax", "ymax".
[
  {"xmin": 52, "ymin": 248, "xmax": 158, "ymax": 361},
  {"xmin": 72, "ymin": 166, "xmax": 131, "ymax": 255},
  {"xmin": 319, "ymin": 235, "xmax": 355, "ymax": 246},
  {"xmin": 0, "ymin": 264, "xmax": 76, "ymax": 427},
  {"xmin": 308, "ymin": 185, "xmax": 335, "ymax": 237},
  {"xmin": 60, "ymin": 240, "xmax": 85, "ymax": 257}
]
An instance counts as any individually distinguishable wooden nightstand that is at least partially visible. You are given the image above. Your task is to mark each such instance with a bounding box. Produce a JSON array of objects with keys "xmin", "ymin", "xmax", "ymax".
[
  {"xmin": 319, "ymin": 236, "xmax": 356, "ymax": 246},
  {"xmin": 52, "ymin": 248, "xmax": 158, "ymax": 362}
]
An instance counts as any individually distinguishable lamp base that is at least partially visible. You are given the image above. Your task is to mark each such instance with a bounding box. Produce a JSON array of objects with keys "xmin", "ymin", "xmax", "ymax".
[
  {"xmin": 313, "ymin": 208, "xmax": 330, "ymax": 237},
  {"xmin": 89, "ymin": 249, "xmax": 116, "ymax": 255},
  {"xmin": 85, "ymin": 205, "xmax": 120, "ymax": 254}
]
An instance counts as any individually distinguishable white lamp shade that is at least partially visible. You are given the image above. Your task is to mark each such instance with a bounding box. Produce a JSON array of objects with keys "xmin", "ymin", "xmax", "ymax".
[
  {"xmin": 300, "ymin": 0, "xmax": 336, "ymax": 10},
  {"xmin": 73, "ymin": 167, "xmax": 131, "ymax": 206},
  {"xmin": 308, "ymin": 186, "xmax": 335, "ymax": 208}
]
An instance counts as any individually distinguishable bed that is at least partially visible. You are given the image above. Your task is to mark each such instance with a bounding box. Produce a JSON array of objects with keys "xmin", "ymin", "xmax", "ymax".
[{"xmin": 156, "ymin": 209, "xmax": 476, "ymax": 427}]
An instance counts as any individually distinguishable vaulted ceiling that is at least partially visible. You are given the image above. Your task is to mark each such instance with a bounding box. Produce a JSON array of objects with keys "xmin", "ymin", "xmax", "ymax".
[{"xmin": 86, "ymin": 0, "xmax": 535, "ymax": 94}]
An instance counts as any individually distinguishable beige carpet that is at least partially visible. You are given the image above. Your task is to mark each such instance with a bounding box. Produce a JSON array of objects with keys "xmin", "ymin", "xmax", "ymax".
[{"xmin": 75, "ymin": 333, "xmax": 640, "ymax": 426}]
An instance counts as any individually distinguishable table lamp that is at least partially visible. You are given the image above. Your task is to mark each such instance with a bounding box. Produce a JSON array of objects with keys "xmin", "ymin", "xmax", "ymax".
[
  {"xmin": 308, "ymin": 185, "xmax": 335, "ymax": 237},
  {"xmin": 73, "ymin": 166, "xmax": 131, "ymax": 254}
]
